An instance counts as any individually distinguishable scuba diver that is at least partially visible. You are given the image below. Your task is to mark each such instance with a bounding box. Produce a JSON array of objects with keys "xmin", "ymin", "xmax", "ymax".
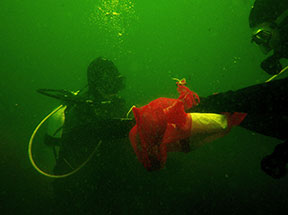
[
  {"xmin": 51, "ymin": 57, "xmax": 130, "ymax": 171},
  {"xmin": 34, "ymin": 57, "xmax": 137, "ymax": 214},
  {"xmin": 248, "ymin": 0, "xmax": 288, "ymax": 178},
  {"xmin": 37, "ymin": 57, "xmax": 130, "ymax": 172},
  {"xmin": 249, "ymin": 0, "xmax": 288, "ymax": 75}
]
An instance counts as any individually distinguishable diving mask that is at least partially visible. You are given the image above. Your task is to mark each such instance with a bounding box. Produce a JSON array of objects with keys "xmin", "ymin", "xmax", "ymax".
[{"xmin": 251, "ymin": 29, "xmax": 273, "ymax": 54}]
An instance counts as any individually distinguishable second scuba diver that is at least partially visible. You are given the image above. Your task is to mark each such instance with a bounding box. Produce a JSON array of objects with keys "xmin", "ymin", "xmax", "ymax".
[{"xmin": 39, "ymin": 57, "xmax": 135, "ymax": 214}]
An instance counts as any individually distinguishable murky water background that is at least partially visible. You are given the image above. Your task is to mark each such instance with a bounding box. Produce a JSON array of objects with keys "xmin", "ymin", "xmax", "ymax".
[{"xmin": 1, "ymin": 0, "xmax": 287, "ymax": 214}]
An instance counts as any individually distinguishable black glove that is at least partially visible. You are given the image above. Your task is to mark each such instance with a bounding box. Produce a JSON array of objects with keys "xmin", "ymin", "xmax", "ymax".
[
  {"xmin": 261, "ymin": 154, "xmax": 286, "ymax": 178},
  {"xmin": 261, "ymin": 140, "xmax": 288, "ymax": 179}
]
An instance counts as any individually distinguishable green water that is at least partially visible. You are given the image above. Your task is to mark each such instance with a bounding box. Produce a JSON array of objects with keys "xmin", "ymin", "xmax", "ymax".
[{"xmin": 1, "ymin": 0, "xmax": 287, "ymax": 214}]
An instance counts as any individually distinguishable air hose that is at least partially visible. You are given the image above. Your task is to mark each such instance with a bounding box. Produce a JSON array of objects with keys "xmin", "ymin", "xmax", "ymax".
[{"xmin": 28, "ymin": 104, "xmax": 101, "ymax": 178}]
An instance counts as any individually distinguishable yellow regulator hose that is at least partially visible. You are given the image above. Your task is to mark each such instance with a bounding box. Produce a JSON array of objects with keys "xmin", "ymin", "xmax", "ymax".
[{"xmin": 28, "ymin": 104, "xmax": 101, "ymax": 178}]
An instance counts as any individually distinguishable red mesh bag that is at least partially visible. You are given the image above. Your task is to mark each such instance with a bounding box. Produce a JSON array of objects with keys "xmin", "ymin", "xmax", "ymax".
[
  {"xmin": 129, "ymin": 81, "xmax": 200, "ymax": 171},
  {"xmin": 129, "ymin": 80, "xmax": 247, "ymax": 171}
]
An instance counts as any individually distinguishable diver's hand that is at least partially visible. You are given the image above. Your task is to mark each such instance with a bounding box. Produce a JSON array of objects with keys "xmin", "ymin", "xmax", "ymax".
[
  {"xmin": 260, "ymin": 55, "xmax": 282, "ymax": 75},
  {"xmin": 261, "ymin": 155, "xmax": 287, "ymax": 179}
]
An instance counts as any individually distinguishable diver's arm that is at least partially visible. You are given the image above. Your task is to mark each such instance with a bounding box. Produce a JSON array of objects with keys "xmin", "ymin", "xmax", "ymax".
[{"xmin": 191, "ymin": 77, "xmax": 288, "ymax": 114}]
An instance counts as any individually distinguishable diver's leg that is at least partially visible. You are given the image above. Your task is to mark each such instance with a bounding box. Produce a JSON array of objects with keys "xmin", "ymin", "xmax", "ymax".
[{"xmin": 193, "ymin": 77, "xmax": 288, "ymax": 114}]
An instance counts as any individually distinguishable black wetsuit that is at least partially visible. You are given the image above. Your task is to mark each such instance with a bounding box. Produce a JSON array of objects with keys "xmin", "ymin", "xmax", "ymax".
[{"xmin": 52, "ymin": 94, "xmax": 136, "ymax": 214}]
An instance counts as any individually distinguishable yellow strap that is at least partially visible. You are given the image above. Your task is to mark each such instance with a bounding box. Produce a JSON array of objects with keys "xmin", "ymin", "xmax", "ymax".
[{"xmin": 126, "ymin": 105, "xmax": 136, "ymax": 118}]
